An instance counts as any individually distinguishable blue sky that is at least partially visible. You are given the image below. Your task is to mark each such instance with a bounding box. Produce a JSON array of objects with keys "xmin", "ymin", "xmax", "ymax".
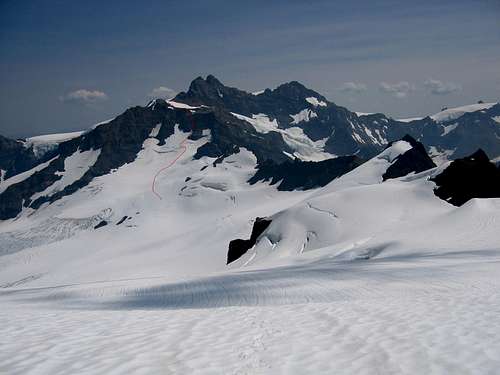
[{"xmin": 1, "ymin": 0, "xmax": 499, "ymax": 138}]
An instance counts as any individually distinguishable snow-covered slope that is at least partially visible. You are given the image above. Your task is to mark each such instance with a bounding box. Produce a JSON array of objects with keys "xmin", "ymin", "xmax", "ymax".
[
  {"xmin": 1, "ymin": 135, "xmax": 499, "ymax": 374},
  {"xmin": 231, "ymin": 112, "xmax": 333, "ymax": 161},
  {"xmin": 0, "ymin": 124, "xmax": 312, "ymax": 281},
  {"xmin": 1, "ymin": 132, "xmax": 497, "ymax": 291},
  {"xmin": 24, "ymin": 131, "xmax": 84, "ymax": 157},
  {"xmin": 232, "ymin": 141, "xmax": 499, "ymax": 267},
  {"xmin": 430, "ymin": 102, "xmax": 497, "ymax": 123},
  {"xmin": 1, "ymin": 76, "xmax": 500, "ymax": 374}
]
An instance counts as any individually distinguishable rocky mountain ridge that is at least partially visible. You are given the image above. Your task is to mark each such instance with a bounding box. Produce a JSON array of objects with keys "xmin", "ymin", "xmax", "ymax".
[{"xmin": 1, "ymin": 75, "xmax": 499, "ymax": 221}]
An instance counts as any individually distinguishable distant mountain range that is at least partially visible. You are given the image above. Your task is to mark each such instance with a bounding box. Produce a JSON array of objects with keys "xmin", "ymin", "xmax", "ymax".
[{"xmin": 0, "ymin": 75, "xmax": 499, "ymax": 221}]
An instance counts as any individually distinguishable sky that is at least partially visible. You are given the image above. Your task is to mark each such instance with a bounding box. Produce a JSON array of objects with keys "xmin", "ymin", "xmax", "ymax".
[{"xmin": 1, "ymin": 0, "xmax": 499, "ymax": 138}]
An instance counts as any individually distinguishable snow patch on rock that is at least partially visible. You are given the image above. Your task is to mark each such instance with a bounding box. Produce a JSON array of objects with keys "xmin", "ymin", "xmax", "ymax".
[
  {"xmin": 0, "ymin": 157, "xmax": 59, "ymax": 195},
  {"xmin": 231, "ymin": 113, "xmax": 279, "ymax": 133},
  {"xmin": 290, "ymin": 109, "xmax": 318, "ymax": 124},
  {"xmin": 31, "ymin": 148, "xmax": 101, "ymax": 201},
  {"xmin": 167, "ymin": 100, "xmax": 201, "ymax": 110},
  {"xmin": 305, "ymin": 97, "xmax": 327, "ymax": 107},
  {"xmin": 442, "ymin": 123, "xmax": 458, "ymax": 136}
]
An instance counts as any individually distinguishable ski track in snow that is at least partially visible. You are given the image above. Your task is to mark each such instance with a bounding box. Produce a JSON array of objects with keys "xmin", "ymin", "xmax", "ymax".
[
  {"xmin": 151, "ymin": 115, "xmax": 196, "ymax": 200},
  {"xmin": 151, "ymin": 137, "xmax": 189, "ymax": 200}
]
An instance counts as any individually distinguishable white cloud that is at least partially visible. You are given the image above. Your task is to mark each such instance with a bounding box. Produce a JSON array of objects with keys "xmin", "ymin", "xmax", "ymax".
[
  {"xmin": 423, "ymin": 79, "xmax": 461, "ymax": 95},
  {"xmin": 60, "ymin": 89, "xmax": 108, "ymax": 103},
  {"xmin": 338, "ymin": 82, "xmax": 367, "ymax": 94},
  {"xmin": 379, "ymin": 81, "xmax": 415, "ymax": 98},
  {"xmin": 148, "ymin": 86, "xmax": 177, "ymax": 100}
]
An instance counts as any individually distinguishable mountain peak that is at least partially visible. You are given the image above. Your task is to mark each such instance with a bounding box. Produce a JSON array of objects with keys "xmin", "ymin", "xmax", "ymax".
[
  {"xmin": 190, "ymin": 74, "xmax": 223, "ymax": 86},
  {"xmin": 467, "ymin": 149, "xmax": 490, "ymax": 163},
  {"xmin": 186, "ymin": 74, "xmax": 224, "ymax": 93},
  {"xmin": 273, "ymin": 80, "xmax": 326, "ymax": 102},
  {"xmin": 382, "ymin": 134, "xmax": 436, "ymax": 181},
  {"xmin": 206, "ymin": 74, "xmax": 222, "ymax": 85},
  {"xmin": 276, "ymin": 80, "xmax": 307, "ymax": 90},
  {"xmin": 432, "ymin": 148, "xmax": 500, "ymax": 206},
  {"xmin": 175, "ymin": 75, "xmax": 241, "ymax": 107}
]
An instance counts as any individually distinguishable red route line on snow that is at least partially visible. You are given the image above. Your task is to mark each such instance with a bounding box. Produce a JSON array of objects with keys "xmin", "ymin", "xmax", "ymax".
[{"xmin": 151, "ymin": 113, "xmax": 196, "ymax": 200}]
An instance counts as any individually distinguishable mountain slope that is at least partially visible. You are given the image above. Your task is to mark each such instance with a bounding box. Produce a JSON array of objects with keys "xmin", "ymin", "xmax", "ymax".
[
  {"xmin": 0, "ymin": 100, "xmax": 308, "ymax": 220},
  {"xmin": 229, "ymin": 141, "xmax": 500, "ymax": 267},
  {"xmin": 0, "ymin": 135, "xmax": 39, "ymax": 180},
  {"xmin": 1, "ymin": 75, "xmax": 498, "ymax": 225},
  {"xmin": 175, "ymin": 76, "xmax": 500, "ymax": 161},
  {"xmin": 1, "ymin": 90, "xmax": 500, "ymax": 374}
]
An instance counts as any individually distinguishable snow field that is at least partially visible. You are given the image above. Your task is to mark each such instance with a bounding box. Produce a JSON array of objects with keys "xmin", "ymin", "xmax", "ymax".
[
  {"xmin": 1, "ymin": 126, "xmax": 500, "ymax": 374},
  {"xmin": 1, "ymin": 248, "xmax": 500, "ymax": 374}
]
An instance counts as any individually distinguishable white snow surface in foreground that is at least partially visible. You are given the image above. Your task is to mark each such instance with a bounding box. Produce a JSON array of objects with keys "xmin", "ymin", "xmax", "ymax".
[{"xmin": 1, "ymin": 134, "xmax": 500, "ymax": 374}]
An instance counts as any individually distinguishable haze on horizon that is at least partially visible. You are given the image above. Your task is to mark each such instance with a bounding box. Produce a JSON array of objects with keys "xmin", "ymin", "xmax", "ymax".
[{"xmin": 1, "ymin": 0, "xmax": 499, "ymax": 138}]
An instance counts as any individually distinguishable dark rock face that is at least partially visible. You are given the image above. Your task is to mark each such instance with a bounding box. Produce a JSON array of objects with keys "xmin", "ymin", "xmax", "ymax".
[
  {"xmin": 116, "ymin": 216, "xmax": 129, "ymax": 225},
  {"xmin": 94, "ymin": 220, "xmax": 108, "ymax": 229},
  {"xmin": 1, "ymin": 75, "xmax": 499, "ymax": 220},
  {"xmin": 433, "ymin": 105, "xmax": 500, "ymax": 159},
  {"xmin": 192, "ymin": 108, "xmax": 293, "ymax": 164},
  {"xmin": 0, "ymin": 102, "xmax": 180, "ymax": 219},
  {"xmin": 249, "ymin": 156, "xmax": 363, "ymax": 191},
  {"xmin": 176, "ymin": 76, "xmax": 500, "ymax": 161},
  {"xmin": 431, "ymin": 149, "xmax": 500, "ymax": 206},
  {"xmin": 0, "ymin": 97, "xmax": 294, "ymax": 220},
  {"xmin": 0, "ymin": 156, "xmax": 65, "ymax": 220},
  {"xmin": 175, "ymin": 75, "xmax": 329, "ymax": 128},
  {"xmin": 0, "ymin": 135, "xmax": 39, "ymax": 179},
  {"xmin": 383, "ymin": 135, "xmax": 437, "ymax": 181},
  {"xmin": 176, "ymin": 76, "xmax": 384, "ymax": 160},
  {"xmin": 227, "ymin": 218, "xmax": 272, "ymax": 264},
  {"xmin": 25, "ymin": 105, "xmax": 178, "ymax": 214}
]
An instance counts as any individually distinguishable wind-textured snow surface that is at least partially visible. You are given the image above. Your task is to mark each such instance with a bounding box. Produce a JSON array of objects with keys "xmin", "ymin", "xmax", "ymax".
[
  {"xmin": 2, "ymin": 254, "xmax": 499, "ymax": 375},
  {"xmin": 1, "ymin": 132, "xmax": 500, "ymax": 374}
]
